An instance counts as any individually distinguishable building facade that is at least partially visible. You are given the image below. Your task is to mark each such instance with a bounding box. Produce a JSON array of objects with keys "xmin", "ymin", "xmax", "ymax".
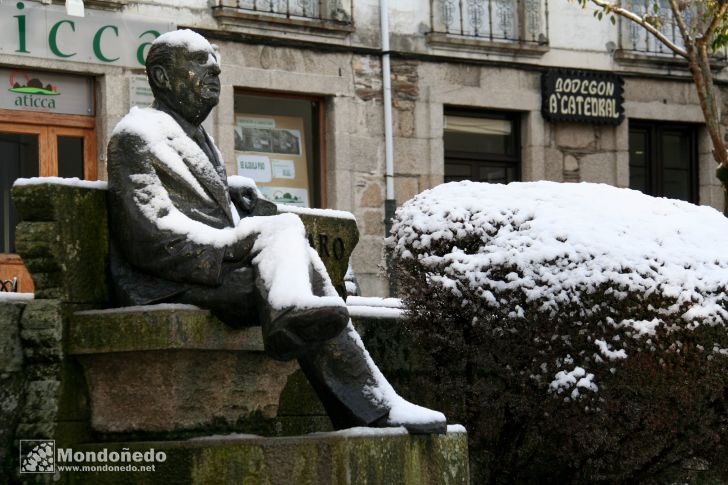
[{"xmin": 0, "ymin": 0, "xmax": 724, "ymax": 296}]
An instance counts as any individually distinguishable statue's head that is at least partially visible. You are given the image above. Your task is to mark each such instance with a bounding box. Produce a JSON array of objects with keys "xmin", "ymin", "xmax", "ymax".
[{"xmin": 145, "ymin": 29, "xmax": 221, "ymax": 126}]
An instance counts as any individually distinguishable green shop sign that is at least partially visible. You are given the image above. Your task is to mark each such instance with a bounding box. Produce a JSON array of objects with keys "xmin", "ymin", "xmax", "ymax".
[
  {"xmin": 1, "ymin": 67, "xmax": 94, "ymax": 115},
  {"xmin": 0, "ymin": 2, "xmax": 174, "ymax": 68}
]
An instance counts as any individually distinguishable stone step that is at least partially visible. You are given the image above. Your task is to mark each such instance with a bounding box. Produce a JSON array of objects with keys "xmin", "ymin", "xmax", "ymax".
[{"xmin": 62, "ymin": 426, "xmax": 469, "ymax": 485}]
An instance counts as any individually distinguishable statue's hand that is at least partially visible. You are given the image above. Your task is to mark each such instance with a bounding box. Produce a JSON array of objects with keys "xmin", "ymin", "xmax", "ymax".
[
  {"xmin": 230, "ymin": 185, "xmax": 258, "ymax": 216},
  {"xmin": 224, "ymin": 236, "xmax": 255, "ymax": 262}
]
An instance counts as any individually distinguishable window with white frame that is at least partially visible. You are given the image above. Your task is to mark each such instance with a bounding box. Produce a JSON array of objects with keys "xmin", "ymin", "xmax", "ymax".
[
  {"xmin": 430, "ymin": 0, "xmax": 547, "ymax": 44},
  {"xmin": 213, "ymin": 0, "xmax": 353, "ymax": 29}
]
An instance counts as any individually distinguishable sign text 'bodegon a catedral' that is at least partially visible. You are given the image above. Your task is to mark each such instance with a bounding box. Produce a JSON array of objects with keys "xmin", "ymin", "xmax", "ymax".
[{"xmin": 542, "ymin": 68, "xmax": 625, "ymax": 125}]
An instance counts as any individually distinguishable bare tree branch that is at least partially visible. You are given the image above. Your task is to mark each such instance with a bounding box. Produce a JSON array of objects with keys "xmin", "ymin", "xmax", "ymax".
[
  {"xmin": 588, "ymin": 0, "xmax": 689, "ymax": 57},
  {"xmin": 666, "ymin": 0, "xmax": 692, "ymax": 49}
]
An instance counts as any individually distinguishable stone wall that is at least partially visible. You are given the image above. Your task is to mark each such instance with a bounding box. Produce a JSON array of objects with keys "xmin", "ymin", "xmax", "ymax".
[
  {"xmin": 0, "ymin": 300, "xmax": 26, "ymax": 478},
  {"xmin": 0, "ymin": 297, "xmax": 94, "ymax": 482},
  {"xmin": 545, "ymin": 123, "xmax": 620, "ymax": 184}
]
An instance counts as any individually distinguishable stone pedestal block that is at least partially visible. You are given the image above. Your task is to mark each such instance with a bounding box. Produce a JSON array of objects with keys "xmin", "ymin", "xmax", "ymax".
[
  {"xmin": 66, "ymin": 427, "xmax": 469, "ymax": 485},
  {"xmin": 278, "ymin": 206, "xmax": 360, "ymax": 297},
  {"xmin": 12, "ymin": 183, "xmax": 109, "ymax": 302},
  {"xmin": 68, "ymin": 306, "xmax": 301, "ymax": 435}
]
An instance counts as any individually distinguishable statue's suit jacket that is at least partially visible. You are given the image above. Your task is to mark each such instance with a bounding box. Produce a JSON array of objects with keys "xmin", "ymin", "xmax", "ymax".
[{"xmin": 107, "ymin": 105, "xmax": 253, "ymax": 307}]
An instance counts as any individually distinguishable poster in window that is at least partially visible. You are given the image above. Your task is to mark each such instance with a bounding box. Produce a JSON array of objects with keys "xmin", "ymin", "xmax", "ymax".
[{"xmin": 234, "ymin": 114, "xmax": 309, "ymax": 207}]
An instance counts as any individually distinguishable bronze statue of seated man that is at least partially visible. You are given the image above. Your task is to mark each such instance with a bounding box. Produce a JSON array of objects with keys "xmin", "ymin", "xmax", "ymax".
[{"xmin": 106, "ymin": 29, "xmax": 446, "ymax": 434}]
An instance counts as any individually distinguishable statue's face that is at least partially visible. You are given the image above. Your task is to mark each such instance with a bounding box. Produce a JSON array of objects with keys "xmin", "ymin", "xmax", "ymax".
[{"xmin": 165, "ymin": 47, "xmax": 221, "ymax": 124}]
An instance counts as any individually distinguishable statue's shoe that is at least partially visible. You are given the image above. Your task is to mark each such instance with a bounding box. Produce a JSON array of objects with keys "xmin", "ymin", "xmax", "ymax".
[
  {"xmin": 263, "ymin": 305, "xmax": 349, "ymax": 361},
  {"xmin": 372, "ymin": 399, "xmax": 447, "ymax": 435}
]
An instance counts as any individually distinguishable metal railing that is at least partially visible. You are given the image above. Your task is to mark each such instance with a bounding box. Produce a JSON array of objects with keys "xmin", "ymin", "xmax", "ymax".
[
  {"xmin": 623, "ymin": 0, "xmax": 687, "ymax": 54},
  {"xmin": 0, "ymin": 277, "xmax": 17, "ymax": 292},
  {"xmin": 621, "ymin": 0, "xmax": 727, "ymax": 60},
  {"xmin": 221, "ymin": 0, "xmax": 353, "ymax": 24},
  {"xmin": 430, "ymin": 0, "xmax": 547, "ymax": 43}
]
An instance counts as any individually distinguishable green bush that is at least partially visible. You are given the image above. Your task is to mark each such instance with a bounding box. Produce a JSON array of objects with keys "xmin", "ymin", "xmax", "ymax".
[{"xmin": 387, "ymin": 181, "xmax": 728, "ymax": 484}]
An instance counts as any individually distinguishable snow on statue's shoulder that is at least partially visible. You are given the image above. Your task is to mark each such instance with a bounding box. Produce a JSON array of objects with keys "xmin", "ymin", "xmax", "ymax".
[
  {"xmin": 112, "ymin": 106, "xmax": 171, "ymax": 139},
  {"xmin": 112, "ymin": 107, "xmax": 213, "ymax": 202}
]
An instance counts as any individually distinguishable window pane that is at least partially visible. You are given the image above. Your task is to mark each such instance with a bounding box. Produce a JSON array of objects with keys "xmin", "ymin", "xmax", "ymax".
[
  {"xmin": 444, "ymin": 113, "xmax": 516, "ymax": 157},
  {"xmin": 443, "ymin": 131, "xmax": 511, "ymax": 157},
  {"xmin": 479, "ymin": 165, "xmax": 514, "ymax": 184},
  {"xmin": 629, "ymin": 130, "xmax": 648, "ymax": 193},
  {"xmin": 58, "ymin": 136, "xmax": 84, "ymax": 179},
  {"xmin": 443, "ymin": 111, "xmax": 521, "ymax": 184},
  {"xmin": 233, "ymin": 94, "xmax": 318, "ymax": 208},
  {"xmin": 661, "ymin": 132, "xmax": 690, "ymax": 169},
  {"xmin": 630, "ymin": 122, "xmax": 696, "ymax": 203},
  {"xmin": 445, "ymin": 116, "xmax": 512, "ymax": 136},
  {"xmin": 0, "ymin": 133, "xmax": 39, "ymax": 253},
  {"xmin": 663, "ymin": 168, "xmax": 691, "ymax": 201},
  {"xmin": 444, "ymin": 161, "xmax": 472, "ymax": 182}
]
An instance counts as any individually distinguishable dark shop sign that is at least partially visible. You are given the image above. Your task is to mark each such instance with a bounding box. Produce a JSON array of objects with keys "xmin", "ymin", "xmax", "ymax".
[{"xmin": 542, "ymin": 69, "xmax": 624, "ymax": 125}]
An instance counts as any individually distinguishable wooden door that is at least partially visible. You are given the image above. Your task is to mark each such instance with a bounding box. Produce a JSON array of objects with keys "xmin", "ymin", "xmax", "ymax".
[{"xmin": 0, "ymin": 112, "xmax": 97, "ymax": 293}]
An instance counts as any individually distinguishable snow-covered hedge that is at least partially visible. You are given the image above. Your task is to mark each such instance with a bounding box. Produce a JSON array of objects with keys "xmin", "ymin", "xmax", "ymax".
[{"xmin": 388, "ymin": 181, "xmax": 728, "ymax": 483}]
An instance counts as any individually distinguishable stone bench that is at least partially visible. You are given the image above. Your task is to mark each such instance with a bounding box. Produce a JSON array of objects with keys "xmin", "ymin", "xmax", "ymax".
[
  {"xmin": 69, "ymin": 305, "xmax": 301, "ymax": 435},
  {"xmin": 10, "ymin": 180, "xmax": 360, "ymax": 439}
]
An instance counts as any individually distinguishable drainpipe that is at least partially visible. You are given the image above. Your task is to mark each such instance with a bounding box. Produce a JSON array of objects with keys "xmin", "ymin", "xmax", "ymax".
[{"xmin": 380, "ymin": 0, "xmax": 397, "ymax": 295}]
